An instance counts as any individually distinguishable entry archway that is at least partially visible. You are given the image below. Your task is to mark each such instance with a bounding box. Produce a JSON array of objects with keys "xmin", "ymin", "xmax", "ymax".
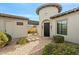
[
  {"xmin": 41, "ymin": 19, "xmax": 50, "ymax": 37},
  {"xmin": 44, "ymin": 22, "xmax": 50, "ymax": 37}
]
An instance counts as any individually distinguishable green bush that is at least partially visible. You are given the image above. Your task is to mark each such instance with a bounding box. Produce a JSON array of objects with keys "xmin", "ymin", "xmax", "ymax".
[
  {"xmin": 4, "ymin": 33, "xmax": 12, "ymax": 45},
  {"xmin": 17, "ymin": 37, "xmax": 29, "ymax": 45},
  {"xmin": 52, "ymin": 43, "xmax": 78, "ymax": 55},
  {"xmin": 42, "ymin": 43, "xmax": 54, "ymax": 55},
  {"xmin": 0, "ymin": 32, "xmax": 9, "ymax": 47},
  {"xmin": 53, "ymin": 35, "xmax": 64, "ymax": 43},
  {"xmin": 42, "ymin": 43, "xmax": 79, "ymax": 55}
]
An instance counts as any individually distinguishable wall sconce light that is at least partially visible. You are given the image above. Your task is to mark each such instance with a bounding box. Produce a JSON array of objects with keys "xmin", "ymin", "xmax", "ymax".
[
  {"xmin": 42, "ymin": 25, "xmax": 43, "ymax": 29},
  {"xmin": 51, "ymin": 25, "xmax": 52, "ymax": 30}
]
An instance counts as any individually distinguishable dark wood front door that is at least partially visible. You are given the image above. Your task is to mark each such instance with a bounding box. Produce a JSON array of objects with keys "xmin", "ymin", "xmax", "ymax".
[{"xmin": 44, "ymin": 23, "xmax": 50, "ymax": 37}]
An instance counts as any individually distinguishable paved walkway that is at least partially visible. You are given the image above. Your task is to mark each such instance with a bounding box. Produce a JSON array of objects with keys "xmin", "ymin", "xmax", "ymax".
[{"xmin": 0, "ymin": 34, "xmax": 52, "ymax": 55}]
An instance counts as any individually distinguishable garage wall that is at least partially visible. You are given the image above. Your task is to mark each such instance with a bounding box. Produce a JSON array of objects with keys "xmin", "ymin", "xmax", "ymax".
[
  {"xmin": 14, "ymin": 20, "xmax": 28, "ymax": 38},
  {"xmin": 0, "ymin": 16, "xmax": 28, "ymax": 38},
  {"xmin": 0, "ymin": 20, "xmax": 5, "ymax": 32}
]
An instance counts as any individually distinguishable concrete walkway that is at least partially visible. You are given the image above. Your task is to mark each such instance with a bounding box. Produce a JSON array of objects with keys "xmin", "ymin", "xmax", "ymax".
[{"xmin": 0, "ymin": 34, "xmax": 52, "ymax": 55}]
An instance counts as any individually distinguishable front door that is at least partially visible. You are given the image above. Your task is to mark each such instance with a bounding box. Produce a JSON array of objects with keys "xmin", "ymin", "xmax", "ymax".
[{"xmin": 44, "ymin": 23, "xmax": 50, "ymax": 37}]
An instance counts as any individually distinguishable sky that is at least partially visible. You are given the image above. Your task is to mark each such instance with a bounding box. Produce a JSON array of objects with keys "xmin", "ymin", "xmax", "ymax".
[{"xmin": 0, "ymin": 3, "xmax": 79, "ymax": 21}]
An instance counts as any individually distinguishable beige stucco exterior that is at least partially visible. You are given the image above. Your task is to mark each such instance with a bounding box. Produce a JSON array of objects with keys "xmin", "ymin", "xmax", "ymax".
[
  {"xmin": 39, "ymin": 7, "xmax": 59, "ymax": 20},
  {"xmin": 0, "ymin": 16, "xmax": 28, "ymax": 38},
  {"xmin": 37, "ymin": 3, "xmax": 79, "ymax": 44},
  {"xmin": 38, "ymin": 6, "xmax": 59, "ymax": 36},
  {"xmin": 50, "ymin": 11, "xmax": 79, "ymax": 44}
]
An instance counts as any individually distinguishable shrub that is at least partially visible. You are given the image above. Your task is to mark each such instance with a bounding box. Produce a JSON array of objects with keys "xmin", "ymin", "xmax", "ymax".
[
  {"xmin": 53, "ymin": 35, "xmax": 64, "ymax": 43},
  {"xmin": 17, "ymin": 37, "xmax": 29, "ymax": 45},
  {"xmin": 0, "ymin": 32, "xmax": 9, "ymax": 47},
  {"xmin": 52, "ymin": 43, "xmax": 78, "ymax": 55},
  {"xmin": 42, "ymin": 43, "xmax": 79, "ymax": 55},
  {"xmin": 4, "ymin": 33, "xmax": 12, "ymax": 45},
  {"xmin": 42, "ymin": 43, "xmax": 54, "ymax": 55},
  {"xmin": 28, "ymin": 25, "xmax": 37, "ymax": 34}
]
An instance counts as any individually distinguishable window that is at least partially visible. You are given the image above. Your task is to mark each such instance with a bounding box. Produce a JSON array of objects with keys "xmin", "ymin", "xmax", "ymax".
[
  {"xmin": 57, "ymin": 20, "xmax": 67, "ymax": 35},
  {"xmin": 17, "ymin": 22, "xmax": 23, "ymax": 25}
]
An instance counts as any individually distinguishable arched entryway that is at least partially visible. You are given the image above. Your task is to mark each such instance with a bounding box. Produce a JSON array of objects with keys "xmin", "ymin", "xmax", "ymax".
[
  {"xmin": 44, "ymin": 22, "xmax": 50, "ymax": 37},
  {"xmin": 41, "ymin": 19, "xmax": 50, "ymax": 37}
]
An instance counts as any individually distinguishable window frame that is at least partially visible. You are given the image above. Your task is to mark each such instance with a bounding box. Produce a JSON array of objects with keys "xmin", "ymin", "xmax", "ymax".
[
  {"xmin": 16, "ymin": 22, "xmax": 23, "ymax": 26},
  {"xmin": 57, "ymin": 20, "xmax": 67, "ymax": 35}
]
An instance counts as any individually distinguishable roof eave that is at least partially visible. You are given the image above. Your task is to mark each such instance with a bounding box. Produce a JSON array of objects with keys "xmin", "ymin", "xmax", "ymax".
[
  {"xmin": 50, "ymin": 7, "xmax": 79, "ymax": 19},
  {"xmin": 0, "ymin": 13, "xmax": 29, "ymax": 20},
  {"xmin": 36, "ymin": 3, "xmax": 62, "ymax": 15}
]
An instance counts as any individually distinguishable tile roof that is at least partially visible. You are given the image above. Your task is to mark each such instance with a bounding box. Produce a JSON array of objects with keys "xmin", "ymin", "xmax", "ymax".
[
  {"xmin": 50, "ymin": 7, "xmax": 79, "ymax": 19},
  {"xmin": 0, "ymin": 13, "xmax": 29, "ymax": 20},
  {"xmin": 36, "ymin": 3, "xmax": 62, "ymax": 15}
]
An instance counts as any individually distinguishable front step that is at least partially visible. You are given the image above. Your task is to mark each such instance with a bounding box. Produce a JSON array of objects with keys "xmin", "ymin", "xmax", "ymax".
[{"xmin": 41, "ymin": 37, "xmax": 51, "ymax": 40}]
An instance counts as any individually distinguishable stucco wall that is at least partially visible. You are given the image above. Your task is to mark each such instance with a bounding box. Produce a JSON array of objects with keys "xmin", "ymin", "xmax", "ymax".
[
  {"xmin": 51, "ymin": 11, "xmax": 79, "ymax": 44},
  {"xmin": 0, "ymin": 19, "xmax": 5, "ymax": 32},
  {"xmin": 0, "ymin": 16, "xmax": 28, "ymax": 38},
  {"xmin": 39, "ymin": 7, "xmax": 58, "ymax": 20},
  {"xmin": 38, "ymin": 7, "xmax": 59, "ymax": 36},
  {"xmin": 68, "ymin": 12, "xmax": 79, "ymax": 43}
]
